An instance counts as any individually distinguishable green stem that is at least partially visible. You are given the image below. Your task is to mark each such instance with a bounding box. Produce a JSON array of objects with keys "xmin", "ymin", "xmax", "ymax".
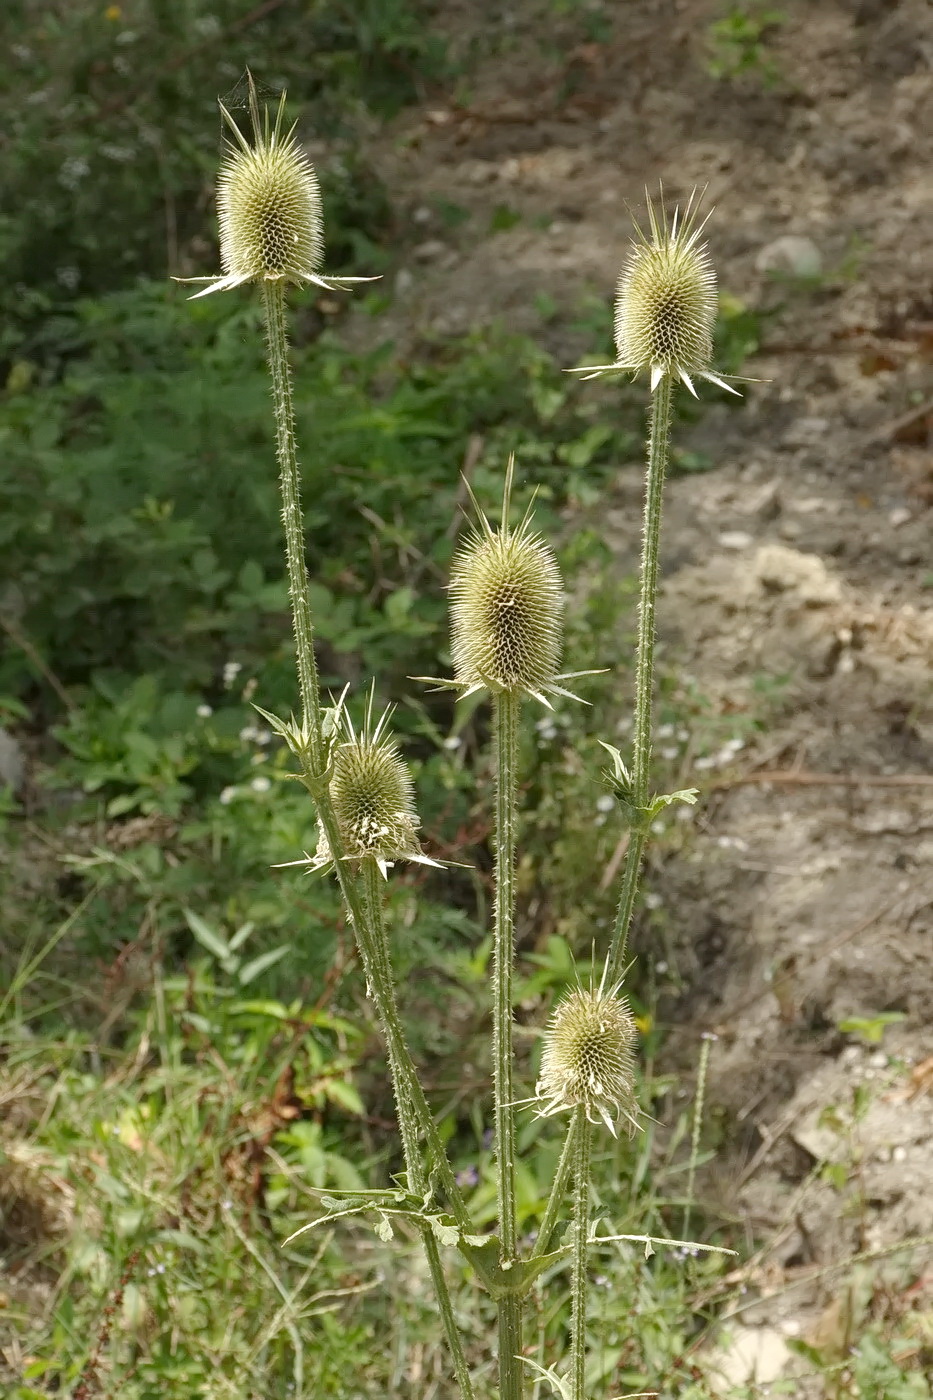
[
  {"xmin": 498, "ymin": 1293, "xmax": 525, "ymax": 1400},
  {"xmin": 362, "ymin": 860, "xmax": 475, "ymax": 1400},
  {"xmin": 493, "ymin": 689, "xmax": 522, "ymax": 1398},
  {"xmin": 531, "ymin": 1112, "xmax": 579, "ymax": 1260},
  {"xmin": 492, "ymin": 689, "xmax": 520, "ymax": 1260},
  {"xmin": 683, "ymin": 1030, "xmax": 713, "ymax": 1243},
  {"xmin": 569, "ymin": 1108, "xmax": 591, "ymax": 1400},
  {"xmin": 261, "ymin": 279, "xmax": 468, "ymax": 1234},
  {"xmin": 607, "ymin": 375, "xmax": 674, "ymax": 984},
  {"xmin": 262, "ymin": 280, "xmax": 322, "ymax": 749}
]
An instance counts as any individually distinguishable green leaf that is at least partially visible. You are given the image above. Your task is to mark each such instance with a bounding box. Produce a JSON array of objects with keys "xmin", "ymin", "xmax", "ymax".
[
  {"xmin": 228, "ymin": 920, "xmax": 256, "ymax": 953},
  {"xmin": 183, "ymin": 908, "xmax": 234, "ymax": 966},
  {"xmin": 644, "ymin": 787, "xmax": 699, "ymax": 820},
  {"xmin": 323, "ymin": 1078, "xmax": 365, "ymax": 1116},
  {"xmin": 237, "ymin": 944, "xmax": 291, "ymax": 986}
]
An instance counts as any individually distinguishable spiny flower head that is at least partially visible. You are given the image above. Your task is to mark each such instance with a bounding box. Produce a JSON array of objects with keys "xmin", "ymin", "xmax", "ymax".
[
  {"xmin": 180, "ymin": 75, "xmax": 375, "ymax": 300},
  {"xmin": 447, "ymin": 459, "xmax": 567, "ymax": 705},
  {"xmin": 572, "ymin": 188, "xmax": 738, "ymax": 398},
  {"xmin": 536, "ymin": 976, "xmax": 640, "ymax": 1137},
  {"xmin": 278, "ymin": 694, "xmax": 441, "ymax": 880},
  {"xmin": 417, "ymin": 460, "xmax": 601, "ymax": 708}
]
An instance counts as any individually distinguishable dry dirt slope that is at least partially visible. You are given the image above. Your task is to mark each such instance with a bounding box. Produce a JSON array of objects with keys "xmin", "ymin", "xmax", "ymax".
[{"xmin": 346, "ymin": 0, "xmax": 933, "ymax": 1384}]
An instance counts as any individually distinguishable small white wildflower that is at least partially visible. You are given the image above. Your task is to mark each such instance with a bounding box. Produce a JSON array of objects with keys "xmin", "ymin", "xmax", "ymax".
[
  {"xmin": 250, "ymin": 775, "xmax": 271, "ymax": 793},
  {"xmin": 223, "ymin": 661, "xmax": 242, "ymax": 686},
  {"xmin": 219, "ymin": 785, "xmax": 238, "ymax": 805},
  {"xmin": 196, "ymin": 703, "xmax": 213, "ymax": 718},
  {"xmin": 596, "ymin": 794, "xmax": 615, "ymax": 813}
]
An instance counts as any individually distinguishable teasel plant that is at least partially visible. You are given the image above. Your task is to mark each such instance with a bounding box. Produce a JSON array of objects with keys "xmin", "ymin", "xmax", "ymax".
[{"xmin": 179, "ymin": 77, "xmax": 736, "ymax": 1400}]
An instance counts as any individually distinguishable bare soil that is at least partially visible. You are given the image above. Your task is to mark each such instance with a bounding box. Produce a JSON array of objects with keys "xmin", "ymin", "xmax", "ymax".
[{"xmin": 351, "ymin": 0, "xmax": 933, "ymax": 1386}]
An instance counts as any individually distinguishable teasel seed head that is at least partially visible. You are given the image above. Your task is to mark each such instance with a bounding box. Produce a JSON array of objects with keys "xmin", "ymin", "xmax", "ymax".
[
  {"xmin": 447, "ymin": 458, "xmax": 565, "ymax": 705},
  {"xmin": 179, "ymin": 74, "xmax": 377, "ymax": 300},
  {"xmin": 536, "ymin": 980, "xmax": 640, "ymax": 1137},
  {"xmin": 571, "ymin": 188, "xmax": 739, "ymax": 397},
  {"xmin": 276, "ymin": 693, "xmax": 442, "ymax": 880}
]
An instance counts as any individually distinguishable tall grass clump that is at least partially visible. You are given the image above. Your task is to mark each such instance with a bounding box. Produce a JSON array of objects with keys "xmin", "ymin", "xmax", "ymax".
[{"xmin": 180, "ymin": 80, "xmax": 737, "ymax": 1398}]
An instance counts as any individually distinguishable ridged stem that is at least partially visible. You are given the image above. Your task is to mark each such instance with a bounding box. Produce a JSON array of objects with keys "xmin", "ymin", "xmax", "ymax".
[
  {"xmin": 498, "ymin": 1293, "xmax": 524, "ymax": 1400},
  {"xmin": 262, "ymin": 280, "xmax": 322, "ymax": 752},
  {"xmin": 362, "ymin": 860, "xmax": 475, "ymax": 1400},
  {"xmin": 492, "ymin": 688, "xmax": 522, "ymax": 1399},
  {"xmin": 607, "ymin": 374, "xmax": 674, "ymax": 984},
  {"xmin": 261, "ymin": 281, "xmax": 475, "ymax": 1399},
  {"xmin": 569, "ymin": 1108, "xmax": 591, "ymax": 1400},
  {"xmin": 531, "ymin": 1112, "xmax": 579, "ymax": 1260}
]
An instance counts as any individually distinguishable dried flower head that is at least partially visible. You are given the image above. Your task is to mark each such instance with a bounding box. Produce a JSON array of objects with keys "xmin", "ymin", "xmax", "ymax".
[
  {"xmin": 571, "ymin": 188, "xmax": 738, "ymax": 397},
  {"xmin": 536, "ymin": 975, "xmax": 640, "ymax": 1137},
  {"xmin": 180, "ymin": 75, "xmax": 376, "ymax": 300},
  {"xmin": 277, "ymin": 694, "xmax": 441, "ymax": 880}
]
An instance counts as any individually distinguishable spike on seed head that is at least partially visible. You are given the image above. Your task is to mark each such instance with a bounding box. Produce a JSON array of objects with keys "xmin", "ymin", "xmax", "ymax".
[
  {"xmin": 613, "ymin": 189, "xmax": 717, "ymax": 393},
  {"xmin": 449, "ymin": 458, "xmax": 564, "ymax": 702},
  {"xmin": 536, "ymin": 978, "xmax": 640, "ymax": 1137},
  {"xmin": 569, "ymin": 188, "xmax": 740, "ymax": 397},
  {"xmin": 216, "ymin": 89, "xmax": 324, "ymax": 287},
  {"xmin": 178, "ymin": 74, "xmax": 378, "ymax": 300},
  {"xmin": 277, "ymin": 691, "xmax": 442, "ymax": 880}
]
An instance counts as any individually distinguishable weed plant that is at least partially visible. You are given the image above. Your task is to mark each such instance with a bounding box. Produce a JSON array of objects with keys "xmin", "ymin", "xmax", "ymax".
[
  {"xmin": 2, "ymin": 70, "xmax": 928, "ymax": 1400},
  {"xmin": 168, "ymin": 81, "xmax": 742, "ymax": 1400}
]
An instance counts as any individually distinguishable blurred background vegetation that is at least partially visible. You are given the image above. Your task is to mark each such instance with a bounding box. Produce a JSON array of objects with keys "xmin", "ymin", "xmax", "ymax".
[{"xmin": 1, "ymin": 3, "xmax": 875, "ymax": 1399}]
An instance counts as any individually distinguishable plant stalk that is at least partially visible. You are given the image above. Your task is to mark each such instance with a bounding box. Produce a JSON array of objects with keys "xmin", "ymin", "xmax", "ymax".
[
  {"xmin": 362, "ymin": 859, "xmax": 475, "ymax": 1400},
  {"xmin": 531, "ymin": 1111, "xmax": 579, "ymax": 1260},
  {"xmin": 492, "ymin": 688, "xmax": 522, "ymax": 1397},
  {"xmin": 498, "ymin": 1293, "xmax": 525, "ymax": 1400},
  {"xmin": 262, "ymin": 281, "xmax": 323, "ymax": 754},
  {"xmin": 569, "ymin": 1107, "xmax": 591, "ymax": 1400},
  {"xmin": 607, "ymin": 374, "xmax": 674, "ymax": 984},
  {"xmin": 262, "ymin": 278, "xmax": 473, "ymax": 1252}
]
